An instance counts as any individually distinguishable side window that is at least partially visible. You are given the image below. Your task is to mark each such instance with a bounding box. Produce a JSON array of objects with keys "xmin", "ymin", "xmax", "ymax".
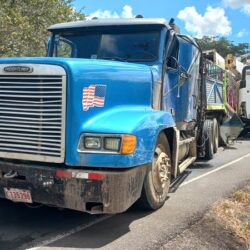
[
  {"xmin": 54, "ymin": 37, "xmax": 74, "ymax": 58},
  {"xmin": 167, "ymin": 36, "xmax": 179, "ymax": 69}
]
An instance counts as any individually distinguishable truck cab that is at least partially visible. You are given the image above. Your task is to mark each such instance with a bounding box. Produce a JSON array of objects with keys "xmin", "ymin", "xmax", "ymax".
[{"xmin": 0, "ymin": 18, "xmax": 203, "ymax": 213}]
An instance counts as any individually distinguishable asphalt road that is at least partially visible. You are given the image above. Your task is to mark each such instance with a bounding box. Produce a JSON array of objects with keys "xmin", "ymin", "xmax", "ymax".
[{"xmin": 0, "ymin": 139, "xmax": 250, "ymax": 250}]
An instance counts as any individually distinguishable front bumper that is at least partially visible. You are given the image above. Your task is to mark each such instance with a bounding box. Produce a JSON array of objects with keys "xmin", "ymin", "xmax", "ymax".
[{"xmin": 0, "ymin": 160, "xmax": 148, "ymax": 214}]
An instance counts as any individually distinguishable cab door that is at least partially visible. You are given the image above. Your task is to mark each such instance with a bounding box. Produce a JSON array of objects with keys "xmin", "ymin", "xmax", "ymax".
[
  {"xmin": 162, "ymin": 33, "xmax": 180, "ymax": 121},
  {"xmin": 163, "ymin": 34, "xmax": 201, "ymax": 130}
]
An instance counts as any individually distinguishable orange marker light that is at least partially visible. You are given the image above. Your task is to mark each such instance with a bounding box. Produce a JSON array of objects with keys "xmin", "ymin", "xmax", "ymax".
[{"xmin": 121, "ymin": 135, "xmax": 137, "ymax": 155}]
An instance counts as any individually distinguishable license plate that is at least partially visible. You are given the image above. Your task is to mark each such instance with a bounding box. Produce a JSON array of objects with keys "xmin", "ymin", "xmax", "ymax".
[{"xmin": 4, "ymin": 188, "xmax": 32, "ymax": 203}]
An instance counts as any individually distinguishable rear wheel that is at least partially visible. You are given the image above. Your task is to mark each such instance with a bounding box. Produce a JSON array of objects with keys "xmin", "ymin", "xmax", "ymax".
[
  {"xmin": 212, "ymin": 118, "xmax": 219, "ymax": 154},
  {"xmin": 138, "ymin": 133, "xmax": 171, "ymax": 210},
  {"xmin": 204, "ymin": 119, "xmax": 214, "ymax": 160}
]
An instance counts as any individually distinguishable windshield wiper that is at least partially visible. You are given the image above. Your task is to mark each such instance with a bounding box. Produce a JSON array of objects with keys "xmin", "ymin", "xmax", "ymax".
[
  {"xmin": 98, "ymin": 56, "xmax": 128, "ymax": 62},
  {"xmin": 126, "ymin": 51, "xmax": 157, "ymax": 61}
]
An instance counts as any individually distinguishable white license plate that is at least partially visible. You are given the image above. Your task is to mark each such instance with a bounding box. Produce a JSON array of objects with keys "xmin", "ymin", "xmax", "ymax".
[{"xmin": 4, "ymin": 188, "xmax": 32, "ymax": 203}]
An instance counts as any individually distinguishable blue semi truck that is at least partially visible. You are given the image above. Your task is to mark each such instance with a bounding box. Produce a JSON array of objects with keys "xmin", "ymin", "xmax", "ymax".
[{"xmin": 0, "ymin": 18, "xmax": 235, "ymax": 213}]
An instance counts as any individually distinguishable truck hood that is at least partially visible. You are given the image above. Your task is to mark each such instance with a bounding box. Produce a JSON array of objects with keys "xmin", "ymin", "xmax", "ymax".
[{"xmin": 0, "ymin": 57, "xmax": 153, "ymax": 109}]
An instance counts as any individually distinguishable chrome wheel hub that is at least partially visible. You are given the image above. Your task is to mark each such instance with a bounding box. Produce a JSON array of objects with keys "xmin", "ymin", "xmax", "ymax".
[{"xmin": 152, "ymin": 149, "xmax": 170, "ymax": 193}]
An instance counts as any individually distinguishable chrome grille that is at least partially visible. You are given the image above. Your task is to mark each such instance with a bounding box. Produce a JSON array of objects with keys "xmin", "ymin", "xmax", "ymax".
[{"xmin": 0, "ymin": 64, "xmax": 66, "ymax": 163}]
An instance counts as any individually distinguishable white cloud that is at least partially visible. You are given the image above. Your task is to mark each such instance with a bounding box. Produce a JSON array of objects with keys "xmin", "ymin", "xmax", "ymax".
[
  {"xmin": 87, "ymin": 5, "xmax": 134, "ymax": 20},
  {"xmin": 223, "ymin": 0, "xmax": 250, "ymax": 15},
  {"xmin": 237, "ymin": 28, "xmax": 249, "ymax": 37},
  {"xmin": 177, "ymin": 6, "xmax": 232, "ymax": 38},
  {"xmin": 121, "ymin": 5, "xmax": 134, "ymax": 18}
]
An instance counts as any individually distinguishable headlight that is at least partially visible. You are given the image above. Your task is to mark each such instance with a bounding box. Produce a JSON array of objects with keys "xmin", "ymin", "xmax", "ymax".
[
  {"xmin": 104, "ymin": 138, "xmax": 121, "ymax": 151},
  {"xmin": 84, "ymin": 136, "xmax": 102, "ymax": 150},
  {"xmin": 78, "ymin": 134, "xmax": 136, "ymax": 154}
]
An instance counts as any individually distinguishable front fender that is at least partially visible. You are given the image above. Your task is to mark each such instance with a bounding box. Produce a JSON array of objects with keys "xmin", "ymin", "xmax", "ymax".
[{"xmin": 68, "ymin": 106, "xmax": 175, "ymax": 168}]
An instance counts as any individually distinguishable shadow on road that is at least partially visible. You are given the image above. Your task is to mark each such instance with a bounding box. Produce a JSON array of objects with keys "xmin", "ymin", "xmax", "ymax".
[
  {"xmin": 190, "ymin": 162, "xmax": 214, "ymax": 169},
  {"xmin": 0, "ymin": 198, "xmax": 152, "ymax": 250},
  {"xmin": 222, "ymin": 146, "xmax": 238, "ymax": 150},
  {"xmin": 48, "ymin": 208, "xmax": 152, "ymax": 249}
]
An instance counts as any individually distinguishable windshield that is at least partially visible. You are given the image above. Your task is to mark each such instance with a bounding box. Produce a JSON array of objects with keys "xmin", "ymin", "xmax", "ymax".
[{"xmin": 51, "ymin": 29, "xmax": 160, "ymax": 62}]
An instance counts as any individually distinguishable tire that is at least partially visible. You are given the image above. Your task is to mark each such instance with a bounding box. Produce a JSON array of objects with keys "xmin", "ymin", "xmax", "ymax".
[
  {"xmin": 137, "ymin": 133, "xmax": 172, "ymax": 210},
  {"xmin": 212, "ymin": 118, "xmax": 219, "ymax": 154},
  {"xmin": 203, "ymin": 119, "xmax": 214, "ymax": 160}
]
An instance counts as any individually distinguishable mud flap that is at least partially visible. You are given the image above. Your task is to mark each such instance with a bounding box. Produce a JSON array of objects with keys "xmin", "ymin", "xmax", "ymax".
[
  {"xmin": 220, "ymin": 113, "xmax": 244, "ymax": 144},
  {"xmin": 239, "ymin": 117, "xmax": 250, "ymax": 137}
]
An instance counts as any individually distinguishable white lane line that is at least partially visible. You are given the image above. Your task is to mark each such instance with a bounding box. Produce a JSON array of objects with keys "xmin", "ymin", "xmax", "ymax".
[
  {"xmin": 180, "ymin": 152, "xmax": 250, "ymax": 187},
  {"xmin": 26, "ymin": 215, "xmax": 112, "ymax": 250}
]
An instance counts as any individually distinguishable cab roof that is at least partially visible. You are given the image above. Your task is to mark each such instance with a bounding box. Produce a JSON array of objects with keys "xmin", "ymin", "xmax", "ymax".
[{"xmin": 48, "ymin": 18, "xmax": 171, "ymax": 32}]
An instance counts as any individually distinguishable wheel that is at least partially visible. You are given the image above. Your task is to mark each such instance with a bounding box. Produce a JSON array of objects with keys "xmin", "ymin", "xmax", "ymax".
[
  {"xmin": 203, "ymin": 119, "xmax": 214, "ymax": 160},
  {"xmin": 137, "ymin": 133, "xmax": 171, "ymax": 210},
  {"xmin": 212, "ymin": 118, "xmax": 219, "ymax": 154}
]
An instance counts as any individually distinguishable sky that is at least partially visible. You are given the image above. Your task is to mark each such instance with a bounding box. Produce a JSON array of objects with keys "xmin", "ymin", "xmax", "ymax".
[{"xmin": 73, "ymin": 0, "xmax": 250, "ymax": 44}]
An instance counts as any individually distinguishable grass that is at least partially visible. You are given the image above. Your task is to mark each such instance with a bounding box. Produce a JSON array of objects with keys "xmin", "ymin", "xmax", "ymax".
[{"xmin": 213, "ymin": 185, "xmax": 250, "ymax": 249}]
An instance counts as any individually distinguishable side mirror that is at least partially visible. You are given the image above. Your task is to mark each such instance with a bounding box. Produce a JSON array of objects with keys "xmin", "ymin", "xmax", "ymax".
[
  {"xmin": 166, "ymin": 57, "xmax": 190, "ymax": 84},
  {"xmin": 178, "ymin": 65, "xmax": 190, "ymax": 86},
  {"xmin": 166, "ymin": 56, "xmax": 179, "ymax": 71},
  {"xmin": 179, "ymin": 72, "xmax": 190, "ymax": 86}
]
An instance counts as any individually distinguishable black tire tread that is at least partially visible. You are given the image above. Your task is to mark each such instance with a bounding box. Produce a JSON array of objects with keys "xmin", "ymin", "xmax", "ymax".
[
  {"xmin": 204, "ymin": 119, "xmax": 214, "ymax": 160},
  {"xmin": 212, "ymin": 118, "xmax": 219, "ymax": 154}
]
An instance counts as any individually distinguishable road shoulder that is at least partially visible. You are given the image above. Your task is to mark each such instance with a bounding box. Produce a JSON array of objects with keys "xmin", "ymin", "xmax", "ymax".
[{"xmin": 161, "ymin": 184, "xmax": 250, "ymax": 250}]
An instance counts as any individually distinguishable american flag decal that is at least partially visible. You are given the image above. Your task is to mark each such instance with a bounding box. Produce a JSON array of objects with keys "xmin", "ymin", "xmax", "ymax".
[{"xmin": 82, "ymin": 85, "xmax": 106, "ymax": 111}]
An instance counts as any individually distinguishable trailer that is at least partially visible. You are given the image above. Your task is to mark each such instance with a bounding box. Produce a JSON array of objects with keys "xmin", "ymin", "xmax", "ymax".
[
  {"xmin": 0, "ymin": 18, "xmax": 241, "ymax": 214},
  {"xmin": 203, "ymin": 49, "xmax": 226, "ymax": 69},
  {"xmin": 203, "ymin": 58, "xmax": 243, "ymax": 153}
]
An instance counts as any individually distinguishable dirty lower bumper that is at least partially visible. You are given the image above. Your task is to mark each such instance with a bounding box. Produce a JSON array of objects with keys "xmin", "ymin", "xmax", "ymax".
[{"xmin": 0, "ymin": 160, "xmax": 148, "ymax": 214}]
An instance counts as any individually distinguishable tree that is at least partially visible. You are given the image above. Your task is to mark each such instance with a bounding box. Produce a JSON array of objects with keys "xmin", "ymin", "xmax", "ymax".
[
  {"xmin": 197, "ymin": 36, "xmax": 250, "ymax": 57},
  {"xmin": 0, "ymin": 0, "xmax": 85, "ymax": 57}
]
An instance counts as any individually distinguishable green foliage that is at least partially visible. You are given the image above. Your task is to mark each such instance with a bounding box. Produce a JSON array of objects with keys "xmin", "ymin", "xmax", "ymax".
[
  {"xmin": 197, "ymin": 36, "xmax": 250, "ymax": 58},
  {"xmin": 0, "ymin": 0, "xmax": 85, "ymax": 57}
]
